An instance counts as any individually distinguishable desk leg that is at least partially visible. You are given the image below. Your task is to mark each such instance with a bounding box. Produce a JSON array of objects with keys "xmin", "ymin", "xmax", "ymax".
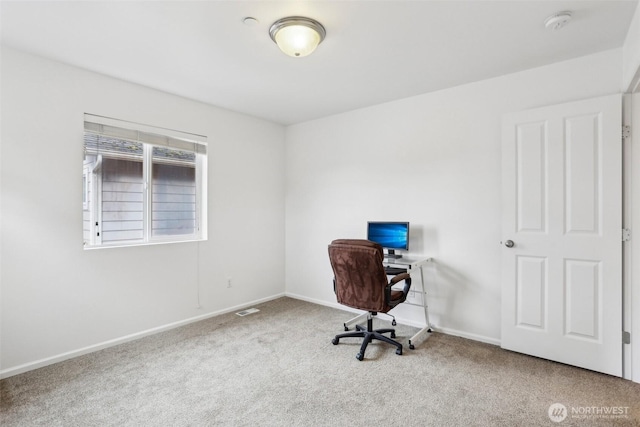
[
  {"xmin": 408, "ymin": 265, "xmax": 432, "ymax": 349},
  {"xmin": 343, "ymin": 312, "xmax": 368, "ymax": 331}
]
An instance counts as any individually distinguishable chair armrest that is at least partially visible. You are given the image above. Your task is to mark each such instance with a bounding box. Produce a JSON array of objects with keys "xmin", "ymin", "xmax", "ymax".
[
  {"xmin": 385, "ymin": 273, "xmax": 412, "ymax": 307},
  {"xmin": 389, "ymin": 272, "xmax": 411, "ymax": 286}
]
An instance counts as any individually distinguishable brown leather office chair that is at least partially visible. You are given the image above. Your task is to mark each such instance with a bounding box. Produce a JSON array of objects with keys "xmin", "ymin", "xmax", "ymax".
[{"xmin": 328, "ymin": 239, "xmax": 412, "ymax": 361}]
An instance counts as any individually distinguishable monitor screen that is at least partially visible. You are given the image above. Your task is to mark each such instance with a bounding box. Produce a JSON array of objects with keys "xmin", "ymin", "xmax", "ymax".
[{"xmin": 367, "ymin": 222, "xmax": 409, "ymax": 250}]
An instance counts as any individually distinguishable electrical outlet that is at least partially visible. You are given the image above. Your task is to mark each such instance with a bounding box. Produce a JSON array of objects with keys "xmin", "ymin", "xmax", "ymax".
[
  {"xmin": 227, "ymin": 278, "xmax": 232, "ymax": 288},
  {"xmin": 406, "ymin": 290, "xmax": 422, "ymax": 305}
]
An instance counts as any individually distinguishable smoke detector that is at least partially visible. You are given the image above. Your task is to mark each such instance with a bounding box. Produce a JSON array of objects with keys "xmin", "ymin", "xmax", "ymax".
[
  {"xmin": 243, "ymin": 17, "xmax": 259, "ymax": 26},
  {"xmin": 545, "ymin": 12, "xmax": 572, "ymax": 30}
]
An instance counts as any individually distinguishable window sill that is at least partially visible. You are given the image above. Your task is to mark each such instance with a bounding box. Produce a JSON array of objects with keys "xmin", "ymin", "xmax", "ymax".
[{"xmin": 83, "ymin": 237, "xmax": 206, "ymax": 250}]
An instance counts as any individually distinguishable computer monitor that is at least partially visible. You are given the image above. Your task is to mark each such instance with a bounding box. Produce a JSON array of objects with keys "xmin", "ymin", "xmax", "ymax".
[{"xmin": 367, "ymin": 221, "xmax": 409, "ymax": 259}]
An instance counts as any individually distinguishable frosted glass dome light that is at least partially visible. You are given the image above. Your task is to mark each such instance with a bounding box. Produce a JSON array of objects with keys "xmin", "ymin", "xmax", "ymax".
[{"xmin": 269, "ymin": 17, "xmax": 326, "ymax": 57}]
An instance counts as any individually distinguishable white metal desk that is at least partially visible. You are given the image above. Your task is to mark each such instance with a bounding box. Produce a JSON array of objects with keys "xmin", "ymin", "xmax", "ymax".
[{"xmin": 342, "ymin": 256, "xmax": 433, "ymax": 349}]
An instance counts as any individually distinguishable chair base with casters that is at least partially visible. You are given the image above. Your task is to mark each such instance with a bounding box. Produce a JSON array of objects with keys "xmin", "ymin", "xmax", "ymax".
[
  {"xmin": 332, "ymin": 312, "xmax": 403, "ymax": 361},
  {"xmin": 342, "ymin": 311, "xmax": 397, "ymax": 331}
]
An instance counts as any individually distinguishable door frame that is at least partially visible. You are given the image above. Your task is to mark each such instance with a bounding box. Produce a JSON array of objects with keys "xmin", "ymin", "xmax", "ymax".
[
  {"xmin": 623, "ymin": 56, "xmax": 640, "ymax": 382},
  {"xmin": 629, "ymin": 92, "xmax": 640, "ymax": 383}
]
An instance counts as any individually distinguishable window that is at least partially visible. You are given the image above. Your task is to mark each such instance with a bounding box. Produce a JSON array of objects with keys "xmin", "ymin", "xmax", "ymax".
[{"xmin": 83, "ymin": 114, "xmax": 207, "ymax": 248}]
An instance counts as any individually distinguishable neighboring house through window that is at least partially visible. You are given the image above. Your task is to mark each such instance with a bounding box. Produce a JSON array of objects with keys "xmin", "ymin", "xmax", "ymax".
[{"xmin": 83, "ymin": 114, "xmax": 207, "ymax": 248}]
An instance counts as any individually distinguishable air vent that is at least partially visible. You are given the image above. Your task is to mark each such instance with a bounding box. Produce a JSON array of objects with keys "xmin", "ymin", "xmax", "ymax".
[{"xmin": 236, "ymin": 308, "xmax": 260, "ymax": 317}]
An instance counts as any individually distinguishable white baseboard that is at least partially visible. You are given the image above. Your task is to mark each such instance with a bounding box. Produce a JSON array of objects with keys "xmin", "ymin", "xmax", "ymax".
[
  {"xmin": 0, "ymin": 293, "xmax": 285, "ymax": 380},
  {"xmin": 285, "ymin": 292, "xmax": 361, "ymax": 314},
  {"xmin": 434, "ymin": 326, "xmax": 501, "ymax": 347},
  {"xmin": 285, "ymin": 292, "xmax": 501, "ymax": 347}
]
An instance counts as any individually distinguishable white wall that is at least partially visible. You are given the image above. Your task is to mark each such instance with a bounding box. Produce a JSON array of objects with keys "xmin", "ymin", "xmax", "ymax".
[
  {"xmin": 0, "ymin": 47, "xmax": 286, "ymax": 376},
  {"xmin": 285, "ymin": 49, "xmax": 624, "ymax": 344},
  {"xmin": 623, "ymin": 3, "xmax": 640, "ymax": 92}
]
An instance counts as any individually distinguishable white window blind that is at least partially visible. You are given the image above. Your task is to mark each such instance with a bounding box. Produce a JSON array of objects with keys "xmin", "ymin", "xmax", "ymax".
[{"xmin": 84, "ymin": 114, "xmax": 207, "ymax": 154}]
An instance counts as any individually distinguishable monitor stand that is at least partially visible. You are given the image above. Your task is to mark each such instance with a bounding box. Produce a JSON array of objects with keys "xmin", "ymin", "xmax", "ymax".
[{"xmin": 385, "ymin": 249, "xmax": 403, "ymax": 259}]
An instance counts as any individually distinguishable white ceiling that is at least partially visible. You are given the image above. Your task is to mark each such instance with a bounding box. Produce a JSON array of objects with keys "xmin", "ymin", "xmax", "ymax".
[{"xmin": 1, "ymin": 1, "xmax": 637, "ymax": 125}]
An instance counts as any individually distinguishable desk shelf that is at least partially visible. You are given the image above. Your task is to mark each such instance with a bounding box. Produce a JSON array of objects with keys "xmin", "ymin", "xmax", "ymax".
[{"xmin": 343, "ymin": 257, "xmax": 433, "ymax": 350}]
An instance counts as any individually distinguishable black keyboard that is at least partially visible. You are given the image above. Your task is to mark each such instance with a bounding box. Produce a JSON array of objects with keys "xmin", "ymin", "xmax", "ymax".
[{"xmin": 384, "ymin": 266, "xmax": 408, "ymax": 275}]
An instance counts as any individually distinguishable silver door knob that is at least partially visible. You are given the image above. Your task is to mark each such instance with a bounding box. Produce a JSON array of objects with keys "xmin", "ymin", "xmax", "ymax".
[{"xmin": 504, "ymin": 240, "xmax": 515, "ymax": 248}]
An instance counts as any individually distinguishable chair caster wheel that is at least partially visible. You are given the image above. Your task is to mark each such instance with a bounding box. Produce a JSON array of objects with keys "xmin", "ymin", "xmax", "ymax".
[
  {"xmin": 409, "ymin": 344, "xmax": 415, "ymax": 350},
  {"xmin": 392, "ymin": 320, "xmax": 397, "ymax": 326},
  {"xmin": 390, "ymin": 332, "xmax": 396, "ymax": 338},
  {"xmin": 356, "ymin": 353, "xmax": 364, "ymax": 361},
  {"xmin": 332, "ymin": 338, "xmax": 339, "ymax": 345},
  {"xmin": 396, "ymin": 348, "xmax": 402, "ymax": 355},
  {"xmin": 428, "ymin": 328, "xmax": 432, "ymax": 333},
  {"xmin": 344, "ymin": 326, "xmax": 349, "ymax": 331}
]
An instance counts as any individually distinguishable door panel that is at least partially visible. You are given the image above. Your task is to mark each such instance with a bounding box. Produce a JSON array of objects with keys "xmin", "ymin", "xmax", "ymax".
[
  {"xmin": 502, "ymin": 94, "xmax": 622, "ymax": 376},
  {"xmin": 565, "ymin": 113, "xmax": 601, "ymax": 234},
  {"xmin": 516, "ymin": 122, "xmax": 547, "ymax": 233},
  {"xmin": 516, "ymin": 256, "xmax": 547, "ymax": 330},
  {"xmin": 564, "ymin": 259, "xmax": 600, "ymax": 340}
]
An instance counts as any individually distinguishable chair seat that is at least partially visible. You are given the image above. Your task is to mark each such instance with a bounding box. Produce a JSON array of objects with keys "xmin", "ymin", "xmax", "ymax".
[{"xmin": 390, "ymin": 289, "xmax": 405, "ymax": 302}]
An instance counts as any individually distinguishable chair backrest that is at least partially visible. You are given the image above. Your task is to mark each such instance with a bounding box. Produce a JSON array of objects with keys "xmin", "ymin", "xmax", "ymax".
[{"xmin": 328, "ymin": 239, "xmax": 390, "ymax": 312}]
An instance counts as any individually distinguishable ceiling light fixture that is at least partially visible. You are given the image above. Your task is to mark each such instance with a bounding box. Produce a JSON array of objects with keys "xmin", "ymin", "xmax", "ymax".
[
  {"xmin": 544, "ymin": 11, "xmax": 572, "ymax": 30},
  {"xmin": 269, "ymin": 16, "xmax": 326, "ymax": 57}
]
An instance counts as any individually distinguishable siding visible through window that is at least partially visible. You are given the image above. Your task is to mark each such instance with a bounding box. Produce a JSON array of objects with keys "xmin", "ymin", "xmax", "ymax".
[
  {"xmin": 101, "ymin": 159, "xmax": 144, "ymax": 243},
  {"xmin": 152, "ymin": 160, "xmax": 196, "ymax": 237}
]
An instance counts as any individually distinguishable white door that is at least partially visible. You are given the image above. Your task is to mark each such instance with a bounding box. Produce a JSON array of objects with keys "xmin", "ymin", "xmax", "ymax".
[{"xmin": 501, "ymin": 94, "xmax": 622, "ymax": 376}]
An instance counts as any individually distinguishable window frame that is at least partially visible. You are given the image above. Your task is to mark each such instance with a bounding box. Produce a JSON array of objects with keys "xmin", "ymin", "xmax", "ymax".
[
  {"xmin": 82, "ymin": 167, "xmax": 89, "ymax": 210},
  {"xmin": 83, "ymin": 114, "xmax": 207, "ymax": 249}
]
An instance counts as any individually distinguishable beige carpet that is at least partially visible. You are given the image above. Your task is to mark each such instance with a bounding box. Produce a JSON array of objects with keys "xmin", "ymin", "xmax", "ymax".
[{"xmin": 1, "ymin": 297, "xmax": 639, "ymax": 426}]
